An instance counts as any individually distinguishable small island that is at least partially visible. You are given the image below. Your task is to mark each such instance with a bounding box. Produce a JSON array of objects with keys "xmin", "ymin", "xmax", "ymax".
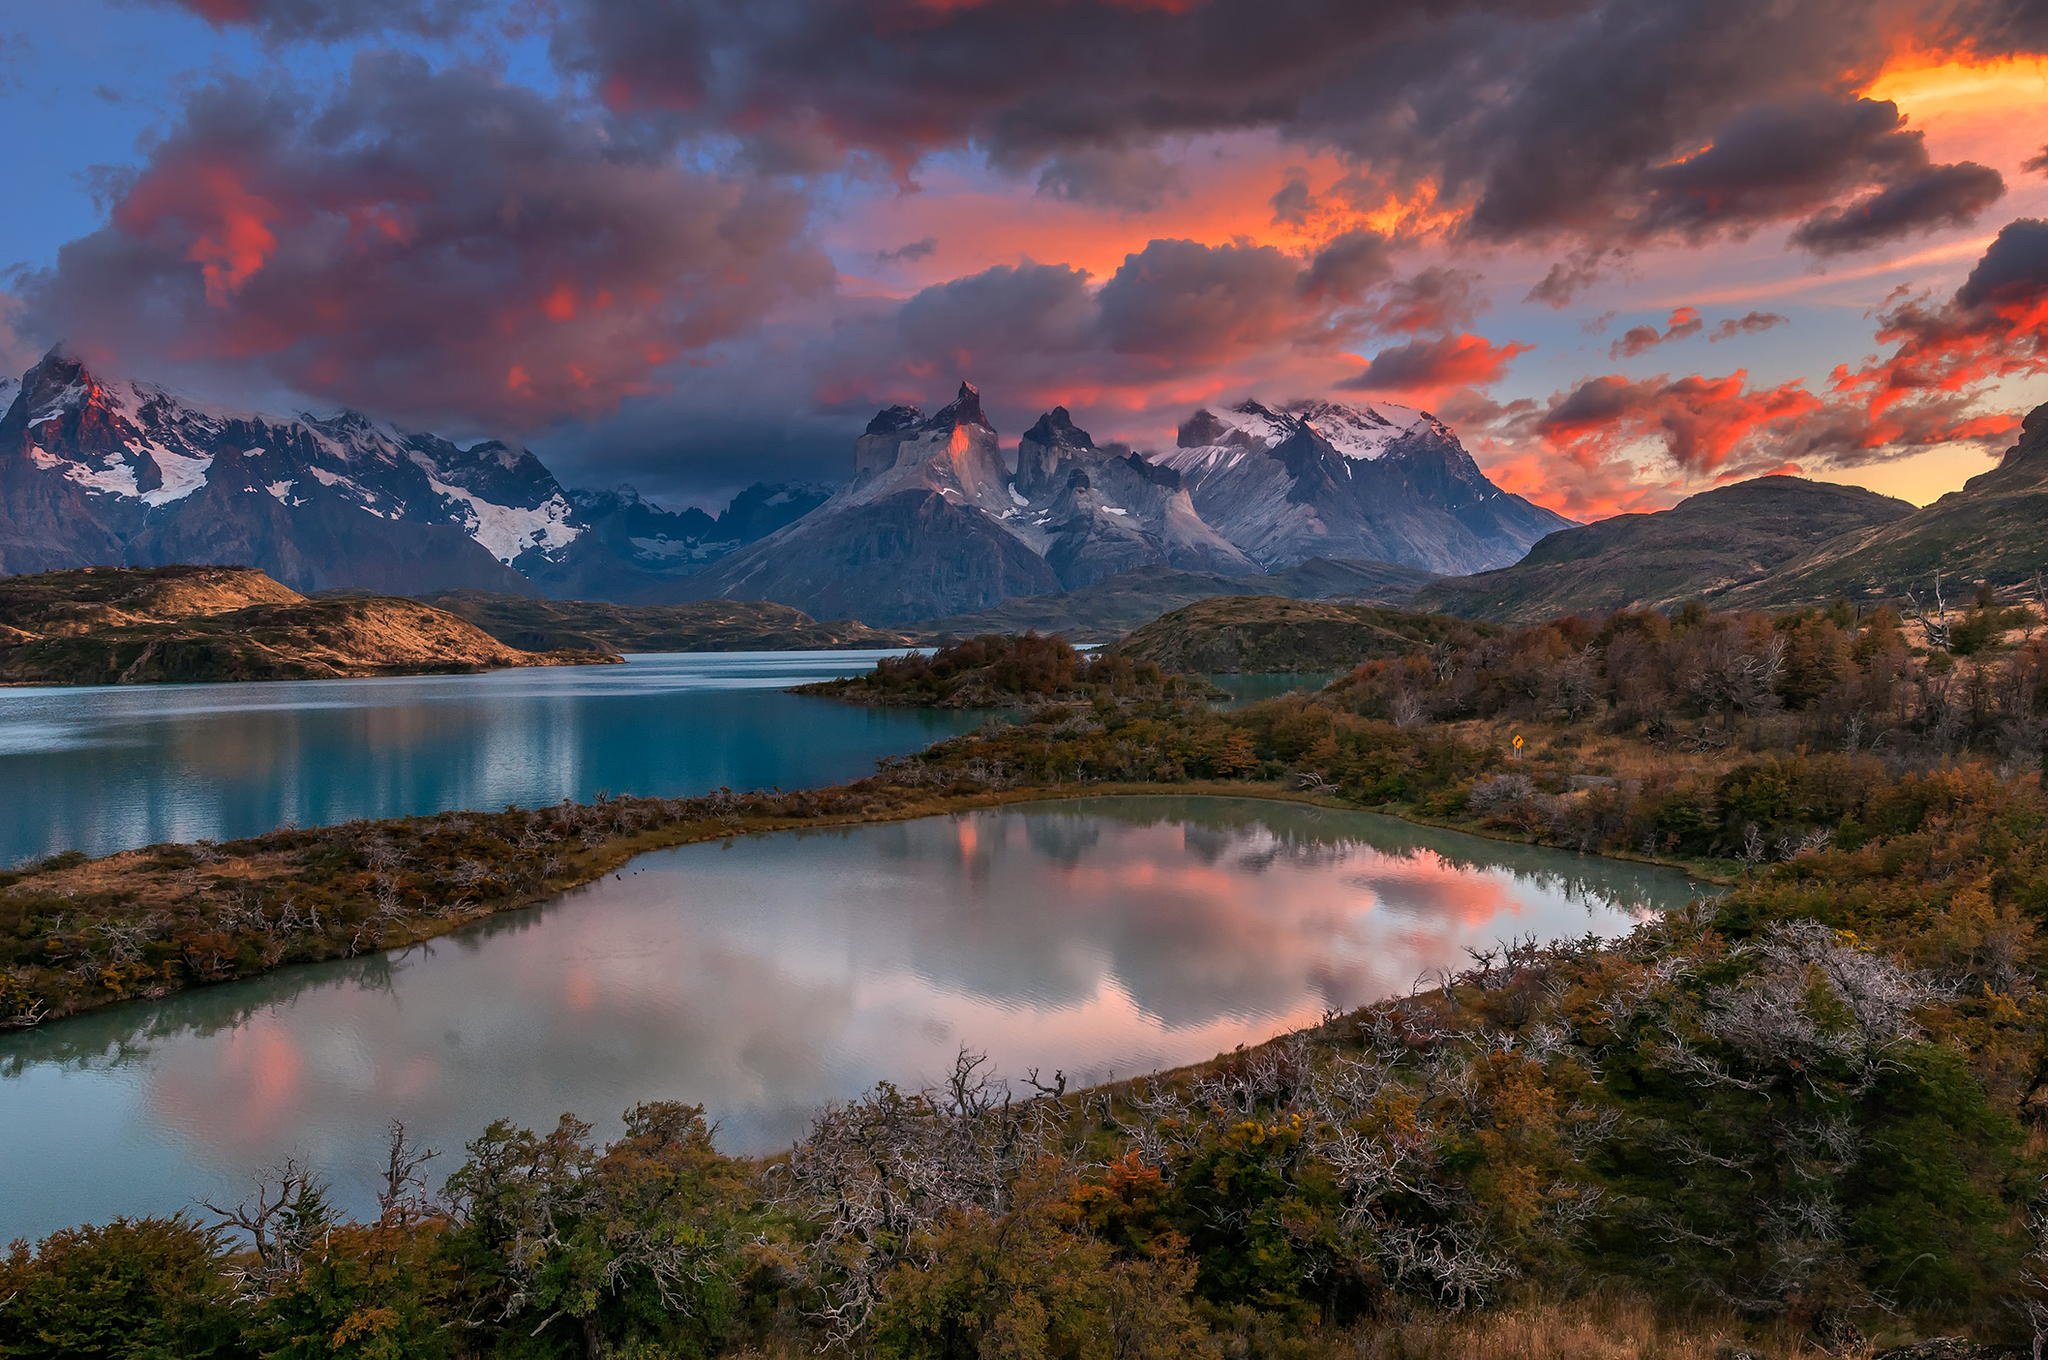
[{"xmin": 792, "ymin": 631, "xmax": 1219, "ymax": 707}]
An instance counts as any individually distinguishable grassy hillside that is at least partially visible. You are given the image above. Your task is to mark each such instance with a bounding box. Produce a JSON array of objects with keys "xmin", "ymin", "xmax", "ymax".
[
  {"xmin": 0, "ymin": 565, "xmax": 610, "ymax": 684},
  {"xmin": 924, "ymin": 558, "xmax": 1439, "ymax": 642},
  {"xmin": 1729, "ymin": 404, "xmax": 2048, "ymax": 608},
  {"xmin": 427, "ymin": 589, "xmax": 912, "ymax": 652},
  {"xmin": 1112, "ymin": 595, "xmax": 1495, "ymax": 672},
  {"xmin": 1416, "ymin": 476, "xmax": 1913, "ymax": 623}
]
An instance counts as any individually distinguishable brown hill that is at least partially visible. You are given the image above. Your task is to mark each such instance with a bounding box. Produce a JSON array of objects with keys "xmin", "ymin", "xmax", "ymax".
[
  {"xmin": 1415, "ymin": 476, "xmax": 1914, "ymax": 623},
  {"xmin": 1727, "ymin": 403, "xmax": 2048, "ymax": 608},
  {"xmin": 0, "ymin": 565, "xmax": 612, "ymax": 685}
]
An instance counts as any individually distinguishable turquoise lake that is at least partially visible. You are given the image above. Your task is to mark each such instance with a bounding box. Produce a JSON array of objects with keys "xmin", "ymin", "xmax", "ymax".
[{"xmin": 0, "ymin": 651, "xmax": 978, "ymax": 865}]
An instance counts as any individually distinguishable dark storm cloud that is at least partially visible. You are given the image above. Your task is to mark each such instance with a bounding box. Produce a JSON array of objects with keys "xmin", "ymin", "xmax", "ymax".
[
  {"xmin": 1297, "ymin": 229, "xmax": 1397, "ymax": 304},
  {"xmin": 21, "ymin": 53, "xmax": 834, "ymax": 431},
  {"xmin": 143, "ymin": 0, "xmax": 486, "ymax": 41},
  {"xmin": 1790, "ymin": 160, "xmax": 2006, "ymax": 255},
  {"xmin": 1094, "ymin": 238, "xmax": 1305, "ymax": 365},
  {"xmin": 550, "ymin": 0, "xmax": 2035, "ymax": 263},
  {"xmin": 1955, "ymin": 216, "xmax": 2048, "ymax": 310},
  {"xmin": 1358, "ymin": 267, "xmax": 1485, "ymax": 334},
  {"xmin": 1035, "ymin": 145, "xmax": 1186, "ymax": 213}
]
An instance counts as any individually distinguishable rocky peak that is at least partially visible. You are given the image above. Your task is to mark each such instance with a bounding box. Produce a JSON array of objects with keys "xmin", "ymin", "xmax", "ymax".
[
  {"xmin": 2011, "ymin": 400, "xmax": 2048, "ymax": 461},
  {"xmin": 1177, "ymin": 399, "xmax": 1297, "ymax": 451},
  {"xmin": 1016, "ymin": 404, "xmax": 1104, "ymax": 497},
  {"xmin": 930, "ymin": 380, "xmax": 991, "ymax": 431},
  {"xmin": 18, "ymin": 347, "xmax": 109, "ymax": 423},
  {"xmin": 853, "ymin": 382, "xmax": 1001, "ymax": 482},
  {"xmin": 1022, "ymin": 405, "xmax": 1095, "ymax": 451},
  {"xmin": 864, "ymin": 404, "xmax": 924, "ymax": 437}
]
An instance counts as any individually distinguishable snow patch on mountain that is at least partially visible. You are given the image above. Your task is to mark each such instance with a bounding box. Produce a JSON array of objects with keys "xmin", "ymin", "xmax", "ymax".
[
  {"xmin": 1286, "ymin": 397, "xmax": 1429, "ymax": 461},
  {"xmin": 419, "ymin": 469, "xmax": 581, "ymax": 564}
]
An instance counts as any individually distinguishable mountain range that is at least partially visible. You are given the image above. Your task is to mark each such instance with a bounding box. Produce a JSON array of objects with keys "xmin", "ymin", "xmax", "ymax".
[
  {"xmin": 0, "ymin": 351, "xmax": 1564, "ymax": 620},
  {"xmin": 0, "ymin": 348, "xmax": 820, "ymax": 600},
  {"xmin": 687, "ymin": 383, "xmax": 1571, "ymax": 623}
]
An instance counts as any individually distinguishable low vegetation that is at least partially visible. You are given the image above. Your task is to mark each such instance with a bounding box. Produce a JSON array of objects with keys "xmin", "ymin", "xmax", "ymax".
[
  {"xmin": 1112, "ymin": 595, "xmax": 1494, "ymax": 672},
  {"xmin": 12, "ymin": 597, "xmax": 2048, "ymax": 1354},
  {"xmin": 793, "ymin": 631, "xmax": 1218, "ymax": 707},
  {"xmin": 921, "ymin": 558, "xmax": 1439, "ymax": 643}
]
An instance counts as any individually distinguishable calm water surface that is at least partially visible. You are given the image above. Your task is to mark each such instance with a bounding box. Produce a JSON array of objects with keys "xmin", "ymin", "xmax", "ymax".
[
  {"xmin": 0, "ymin": 795, "xmax": 1705, "ymax": 1240},
  {"xmin": 1, "ymin": 652, "xmax": 978, "ymax": 866}
]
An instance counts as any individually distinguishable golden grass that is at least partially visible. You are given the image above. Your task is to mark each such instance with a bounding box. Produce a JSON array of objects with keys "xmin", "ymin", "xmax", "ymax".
[{"xmin": 1341, "ymin": 1296, "xmax": 1869, "ymax": 1360}]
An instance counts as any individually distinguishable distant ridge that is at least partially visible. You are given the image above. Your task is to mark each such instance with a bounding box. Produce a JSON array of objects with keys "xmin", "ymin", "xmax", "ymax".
[
  {"xmin": 1415, "ymin": 476, "xmax": 1916, "ymax": 623},
  {"xmin": 1726, "ymin": 404, "xmax": 2048, "ymax": 608}
]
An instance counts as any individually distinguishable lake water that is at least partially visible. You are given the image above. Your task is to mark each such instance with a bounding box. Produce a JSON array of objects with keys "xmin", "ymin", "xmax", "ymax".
[
  {"xmin": 0, "ymin": 652, "xmax": 979, "ymax": 866},
  {"xmin": 0, "ymin": 794, "xmax": 1705, "ymax": 1241}
]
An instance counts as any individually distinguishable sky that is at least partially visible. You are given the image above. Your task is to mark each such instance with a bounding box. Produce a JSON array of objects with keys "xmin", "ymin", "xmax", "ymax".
[{"xmin": 3, "ymin": 0, "xmax": 2048, "ymax": 517}]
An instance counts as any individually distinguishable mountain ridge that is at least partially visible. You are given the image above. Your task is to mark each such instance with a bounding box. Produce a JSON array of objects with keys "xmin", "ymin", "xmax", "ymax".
[
  {"xmin": 1415, "ymin": 476, "xmax": 1918, "ymax": 622},
  {"xmin": 0, "ymin": 347, "xmax": 817, "ymax": 599},
  {"xmin": 690, "ymin": 383, "xmax": 1563, "ymax": 624}
]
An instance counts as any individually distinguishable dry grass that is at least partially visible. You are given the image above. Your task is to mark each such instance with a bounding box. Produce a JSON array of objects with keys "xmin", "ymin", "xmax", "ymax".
[{"xmin": 1341, "ymin": 1296, "xmax": 1866, "ymax": 1360}]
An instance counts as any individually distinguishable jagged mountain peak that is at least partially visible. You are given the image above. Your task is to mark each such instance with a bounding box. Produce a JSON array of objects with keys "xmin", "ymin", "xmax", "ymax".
[
  {"xmin": 1177, "ymin": 399, "xmax": 1296, "ymax": 450},
  {"xmin": 1283, "ymin": 397, "xmax": 1433, "ymax": 462},
  {"xmin": 1023, "ymin": 405, "xmax": 1095, "ymax": 450},
  {"xmin": 864, "ymin": 404, "xmax": 924, "ymax": 437},
  {"xmin": 931, "ymin": 380, "xmax": 991, "ymax": 431}
]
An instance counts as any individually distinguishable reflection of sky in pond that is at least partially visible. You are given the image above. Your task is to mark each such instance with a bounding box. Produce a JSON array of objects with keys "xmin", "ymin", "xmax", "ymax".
[
  {"xmin": 0, "ymin": 795, "xmax": 1708, "ymax": 1241},
  {"xmin": 0, "ymin": 651, "xmax": 973, "ymax": 865}
]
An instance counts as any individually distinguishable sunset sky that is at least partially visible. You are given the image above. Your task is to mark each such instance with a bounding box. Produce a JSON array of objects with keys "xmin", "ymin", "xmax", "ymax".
[{"xmin": 4, "ymin": 0, "xmax": 2048, "ymax": 515}]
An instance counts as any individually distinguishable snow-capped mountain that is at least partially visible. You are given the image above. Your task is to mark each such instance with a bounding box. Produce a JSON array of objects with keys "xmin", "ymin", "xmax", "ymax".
[
  {"xmin": 691, "ymin": 383, "xmax": 1570, "ymax": 623},
  {"xmin": 1153, "ymin": 397, "xmax": 1573, "ymax": 573},
  {"xmin": 690, "ymin": 384, "xmax": 1063, "ymax": 622},
  {"xmin": 0, "ymin": 347, "xmax": 811, "ymax": 598},
  {"xmin": 1003, "ymin": 406, "xmax": 1253, "ymax": 587},
  {"xmin": 1, "ymin": 350, "xmax": 1572, "ymax": 617}
]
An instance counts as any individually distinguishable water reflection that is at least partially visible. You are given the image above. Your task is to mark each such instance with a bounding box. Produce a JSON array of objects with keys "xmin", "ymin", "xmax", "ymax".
[
  {"xmin": 0, "ymin": 652, "xmax": 975, "ymax": 865},
  {"xmin": 0, "ymin": 795, "xmax": 1706, "ymax": 1241}
]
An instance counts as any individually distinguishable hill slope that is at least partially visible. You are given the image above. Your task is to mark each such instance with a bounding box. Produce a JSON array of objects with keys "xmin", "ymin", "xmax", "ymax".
[
  {"xmin": 1416, "ymin": 476, "xmax": 1914, "ymax": 623},
  {"xmin": 0, "ymin": 566, "xmax": 609, "ymax": 685},
  {"xmin": 1728, "ymin": 403, "xmax": 2048, "ymax": 607},
  {"xmin": 427, "ymin": 591, "xmax": 912, "ymax": 653},
  {"xmin": 1111, "ymin": 595, "xmax": 1494, "ymax": 672}
]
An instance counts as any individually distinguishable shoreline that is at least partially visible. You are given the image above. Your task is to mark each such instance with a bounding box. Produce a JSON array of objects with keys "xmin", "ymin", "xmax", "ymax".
[{"xmin": 1, "ymin": 774, "xmax": 1722, "ymax": 1034}]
